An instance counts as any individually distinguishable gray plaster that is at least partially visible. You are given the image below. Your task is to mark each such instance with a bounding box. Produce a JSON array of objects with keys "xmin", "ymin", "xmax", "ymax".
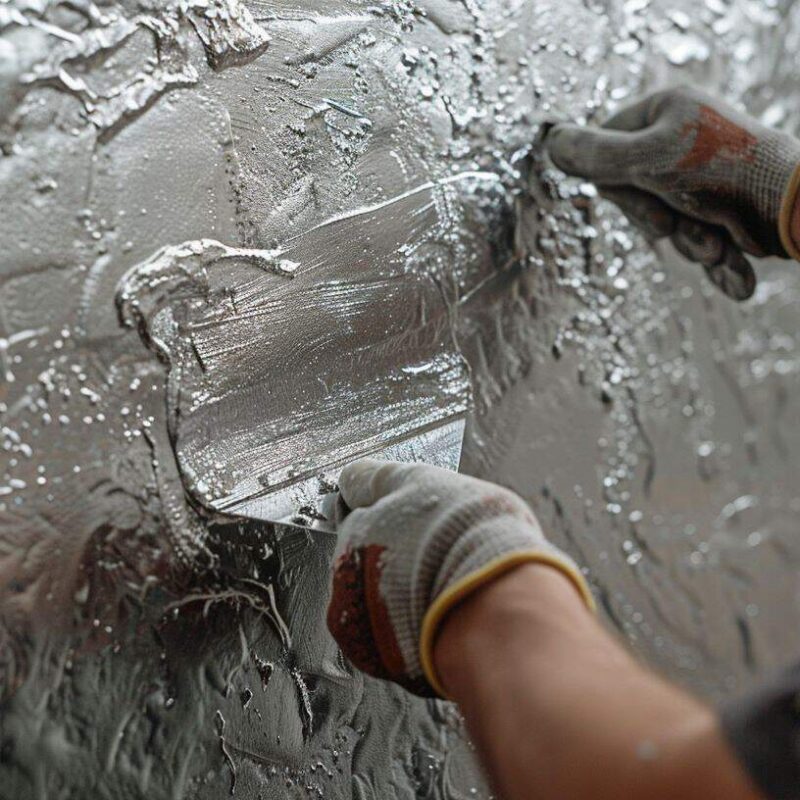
[
  {"xmin": 113, "ymin": 171, "xmax": 503, "ymax": 522},
  {"xmin": 2, "ymin": 0, "xmax": 800, "ymax": 798}
]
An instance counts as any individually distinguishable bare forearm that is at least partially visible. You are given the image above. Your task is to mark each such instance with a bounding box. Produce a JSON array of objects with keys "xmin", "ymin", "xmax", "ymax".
[{"xmin": 434, "ymin": 564, "xmax": 761, "ymax": 800}]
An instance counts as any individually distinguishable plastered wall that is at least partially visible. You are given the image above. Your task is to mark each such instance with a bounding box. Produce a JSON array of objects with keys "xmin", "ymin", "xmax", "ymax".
[{"xmin": 2, "ymin": 0, "xmax": 800, "ymax": 797}]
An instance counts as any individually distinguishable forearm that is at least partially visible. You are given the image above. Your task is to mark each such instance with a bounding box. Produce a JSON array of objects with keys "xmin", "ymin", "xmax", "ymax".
[{"xmin": 434, "ymin": 563, "xmax": 761, "ymax": 800}]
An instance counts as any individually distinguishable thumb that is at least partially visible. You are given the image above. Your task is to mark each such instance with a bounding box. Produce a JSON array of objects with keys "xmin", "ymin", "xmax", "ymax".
[
  {"xmin": 338, "ymin": 459, "xmax": 412, "ymax": 510},
  {"xmin": 547, "ymin": 123, "xmax": 652, "ymax": 185}
]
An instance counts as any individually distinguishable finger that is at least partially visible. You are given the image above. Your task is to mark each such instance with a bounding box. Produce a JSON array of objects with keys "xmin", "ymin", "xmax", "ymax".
[
  {"xmin": 338, "ymin": 458, "xmax": 411, "ymax": 510},
  {"xmin": 719, "ymin": 213, "xmax": 771, "ymax": 259},
  {"xmin": 657, "ymin": 189, "xmax": 769, "ymax": 258},
  {"xmin": 667, "ymin": 216, "xmax": 756, "ymax": 301},
  {"xmin": 601, "ymin": 94, "xmax": 657, "ymax": 132},
  {"xmin": 671, "ymin": 217, "xmax": 726, "ymax": 265},
  {"xmin": 546, "ymin": 123, "xmax": 656, "ymax": 185},
  {"xmin": 599, "ymin": 185, "xmax": 677, "ymax": 238},
  {"xmin": 701, "ymin": 239, "xmax": 757, "ymax": 302}
]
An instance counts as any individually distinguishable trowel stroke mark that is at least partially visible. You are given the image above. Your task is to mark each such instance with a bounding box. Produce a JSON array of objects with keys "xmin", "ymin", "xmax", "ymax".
[
  {"xmin": 286, "ymin": 170, "xmax": 500, "ymax": 241},
  {"xmin": 115, "ymin": 172, "xmax": 504, "ymax": 521}
]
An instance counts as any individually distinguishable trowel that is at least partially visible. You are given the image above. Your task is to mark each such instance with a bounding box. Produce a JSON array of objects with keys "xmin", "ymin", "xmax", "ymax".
[{"xmin": 117, "ymin": 171, "xmax": 511, "ymax": 531}]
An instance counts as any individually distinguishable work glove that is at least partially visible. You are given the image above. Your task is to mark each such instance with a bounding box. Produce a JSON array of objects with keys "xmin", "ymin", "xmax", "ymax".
[
  {"xmin": 546, "ymin": 85, "xmax": 800, "ymax": 301},
  {"xmin": 326, "ymin": 459, "xmax": 594, "ymax": 698}
]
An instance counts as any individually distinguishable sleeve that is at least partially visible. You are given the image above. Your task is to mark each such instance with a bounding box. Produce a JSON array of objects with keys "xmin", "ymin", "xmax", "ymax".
[{"xmin": 721, "ymin": 660, "xmax": 800, "ymax": 800}]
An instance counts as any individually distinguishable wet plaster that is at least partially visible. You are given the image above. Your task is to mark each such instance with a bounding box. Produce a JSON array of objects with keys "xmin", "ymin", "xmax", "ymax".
[
  {"xmin": 3, "ymin": 0, "xmax": 800, "ymax": 797},
  {"xmin": 113, "ymin": 173, "xmax": 503, "ymax": 518}
]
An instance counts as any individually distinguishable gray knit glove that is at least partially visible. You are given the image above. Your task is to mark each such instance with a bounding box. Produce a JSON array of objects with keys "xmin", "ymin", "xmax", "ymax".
[
  {"xmin": 326, "ymin": 459, "xmax": 594, "ymax": 697},
  {"xmin": 547, "ymin": 85, "xmax": 800, "ymax": 300}
]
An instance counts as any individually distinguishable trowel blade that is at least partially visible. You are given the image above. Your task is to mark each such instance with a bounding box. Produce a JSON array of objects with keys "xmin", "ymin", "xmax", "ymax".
[
  {"xmin": 219, "ymin": 417, "xmax": 465, "ymax": 532},
  {"xmin": 117, "ymin": 171, "xmax": 510, "ymax": 533}
]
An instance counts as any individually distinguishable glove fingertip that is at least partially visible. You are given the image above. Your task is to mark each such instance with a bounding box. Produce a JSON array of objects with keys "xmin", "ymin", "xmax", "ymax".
[
  {"xmin": 703, "ymin": 248, "xmax": 757, "ymax": 302},
  {"xmin": 338, "ymin": 458, "xmax": 387, "ymax": 509},
  {"xmin": 545, "ymin": 123, "xmax": 587, "ymax": 172}
]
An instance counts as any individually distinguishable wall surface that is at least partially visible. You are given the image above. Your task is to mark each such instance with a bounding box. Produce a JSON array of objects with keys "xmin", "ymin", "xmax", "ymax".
[{"xmin": 2, "ymin": 0, "xmax": 800, "ymax": 797}]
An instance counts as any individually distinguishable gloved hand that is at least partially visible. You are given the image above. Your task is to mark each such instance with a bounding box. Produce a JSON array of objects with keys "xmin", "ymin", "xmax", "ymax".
[
  {"xmin": 326, "ymin": 459, "xmax": 594, "ymax": 697},
  {"xmin": 546, "ymin": 85, "xmax": 800, "ymax": 301}
]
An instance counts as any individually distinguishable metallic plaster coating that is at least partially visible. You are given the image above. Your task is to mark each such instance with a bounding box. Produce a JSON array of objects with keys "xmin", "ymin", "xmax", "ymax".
[
  {"xmin": 114, "ymin": 173, "xmax": 502, "ymax": 521},
  {"xmin": 2, "ymin": 0, "xmax": 800, "ymax": 798}
]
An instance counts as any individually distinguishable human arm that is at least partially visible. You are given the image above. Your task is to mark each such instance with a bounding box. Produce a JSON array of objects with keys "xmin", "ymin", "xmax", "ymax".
[
  {"xmin": 435, "ymin": 560, "xmax": 762, "ymax": 800},
  {"xmin": 326, "ymin": 460, "xmax": 766, "ymax": 800},
  {"xmin": 545, "ymin": 85, "xmax": 800, "ymax": 300}
]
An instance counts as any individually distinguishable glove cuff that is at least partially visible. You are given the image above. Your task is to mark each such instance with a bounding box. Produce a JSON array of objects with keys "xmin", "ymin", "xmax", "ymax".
[
  {"xmin": 418, "ymin": 551, "xmax": 595, "ymax": 699},
  {"xmin": 778, "ymin": 161, "xmax": 800, "ymax": 261}
]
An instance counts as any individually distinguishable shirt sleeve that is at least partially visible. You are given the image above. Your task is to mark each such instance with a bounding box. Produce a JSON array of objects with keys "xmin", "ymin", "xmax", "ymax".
[{"xmin": 721, "ymin": 661, "xmax": 800, "ymax": 799}]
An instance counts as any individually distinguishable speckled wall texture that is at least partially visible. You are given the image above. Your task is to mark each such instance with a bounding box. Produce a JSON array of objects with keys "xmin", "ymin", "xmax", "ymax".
[{"xmin": 2, "ymin": 0, "xmax": 800, "ymax": 797}]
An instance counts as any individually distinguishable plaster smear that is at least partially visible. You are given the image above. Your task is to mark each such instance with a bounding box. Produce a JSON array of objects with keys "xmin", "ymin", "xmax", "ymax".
[{"xmin": 116, "ymin": 173, "xmax": 505, "ymax": 519}]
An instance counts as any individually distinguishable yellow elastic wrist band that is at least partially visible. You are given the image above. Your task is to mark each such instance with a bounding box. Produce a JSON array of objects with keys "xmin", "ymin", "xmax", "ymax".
[
  {"xmin": 779, "ymin": 162, "xmax": 800, "ymax": 261},
  {"xmin": 419, "ymin": 551, "xmax": 596, "ymax": 699}
]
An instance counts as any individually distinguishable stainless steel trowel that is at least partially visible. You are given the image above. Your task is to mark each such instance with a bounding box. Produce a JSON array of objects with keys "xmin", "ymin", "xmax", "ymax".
[
  {"xmin": 117, "ymin": 171, "xmax": 509, "ymax": 531},
  {"xmin": 235, "ymin": 417, "xmax": 466, "ymax": 532}
]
